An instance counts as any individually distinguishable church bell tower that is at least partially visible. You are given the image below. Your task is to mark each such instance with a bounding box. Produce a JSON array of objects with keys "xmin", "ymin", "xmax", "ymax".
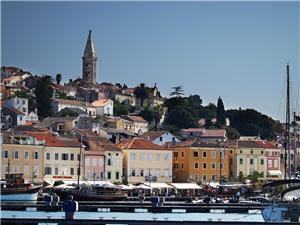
[{"xmin": 82, "ymin": 30, "xmax": 97, "ymax": 84}]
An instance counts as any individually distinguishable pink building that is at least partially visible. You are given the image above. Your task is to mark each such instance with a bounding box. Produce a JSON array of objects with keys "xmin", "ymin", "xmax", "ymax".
[
  {"xmin": 257, "ymin": 141, "xmax": 282, "ymax": 178},
  {"xmin": 84, "ymin": 151, "xmax": 105, "ymax": 181}
]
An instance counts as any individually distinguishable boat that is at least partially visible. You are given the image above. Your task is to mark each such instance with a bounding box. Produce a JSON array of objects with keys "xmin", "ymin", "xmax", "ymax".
[
  {"xmin": 52, "ymin": 183, "xmax": 128, "ymax": 201},
  {"xmin": 0, "ymin": 173, "xmax": 42, "ymax": 201}
]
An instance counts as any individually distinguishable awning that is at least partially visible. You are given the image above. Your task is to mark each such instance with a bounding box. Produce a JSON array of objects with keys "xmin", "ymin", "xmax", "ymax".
[
  {"xmin": 135, "ymin": 184, "xmax": 152, "ymax": 189},
  {"xmin": 143, "ymin": 182, "xmax": 173, "ymax": 189},
  {"xmin": 170, "ymin": 183, "xmax": 202, "ymax": 190},
  {"xmin": 117, "ymin": 184, "xmax": 133, "ymax": 190},
  {"xmin": 268, "ymin": 170, "xmax": 282, "ymax": 176},
  {"xmin": 90, "ymin": 180, "xmax": 115, "ymax": 187}
]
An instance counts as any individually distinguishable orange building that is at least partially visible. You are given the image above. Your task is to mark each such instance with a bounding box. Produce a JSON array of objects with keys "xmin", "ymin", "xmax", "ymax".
[{"xmin": 173, "ymin": 138, "xmax": 233, "ymax": 183}]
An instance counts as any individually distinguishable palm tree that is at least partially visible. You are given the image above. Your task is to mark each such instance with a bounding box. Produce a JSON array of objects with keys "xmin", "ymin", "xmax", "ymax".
[
  {"xmin": 134, "ymin": 83, "xmax": 149, "ymax": 108},
  {"xmin": 56, "ymin": 73, "xmax": 62, "ymax": 85}
]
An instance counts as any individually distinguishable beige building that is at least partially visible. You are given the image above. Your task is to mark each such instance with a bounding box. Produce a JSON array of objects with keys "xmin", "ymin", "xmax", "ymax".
[
  {"xmin": 121, "ymin": 115, "xmax": 149, "ymax": 135},
  {"xmin": 27, "ymin": 132, "xmax": 82, "ymax": 182},
  {"xmin": 1, "ymin": 133, "xmax": 45, "ymax": 183},
  {"xmin": 118, "ymin": 138, "xmax": 172, "ymax": 184}
]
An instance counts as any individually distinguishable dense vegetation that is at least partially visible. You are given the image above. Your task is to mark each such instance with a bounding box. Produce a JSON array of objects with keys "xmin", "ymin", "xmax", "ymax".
[{"xmin": 162, "ymin": 86, "xmax": 281, "ymax": 140}]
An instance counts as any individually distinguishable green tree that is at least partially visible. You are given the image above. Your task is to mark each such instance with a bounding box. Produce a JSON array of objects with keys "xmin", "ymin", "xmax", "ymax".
[
  {"xmin": 170, "ymin": 85, "xmax": 184, "ymax": 98},
  {"xmin": 35, "ymin": 75, "xmax": 53, "ymax": 118},
  {"xmin": 247, "ymin": 171, "xmax": 263, "ymax": 183},
  {"xmin": 164, "ymin": 105, "xmax": 198, "ymax": 129},
  {"xmin": 226, "ymin": 127, "xmax": 240, "ymax": 140},
  {"xmin": 113, "ymin": 99, "xmax": 134, "ymax": 116},
  {"xmin": 55, "ymin": 73, "xmax": 62, "ymax": 85},
  {"xmin": 134, "ymin": 83, "xmax": 149, "ymax": 107},
  {"xmin": 216, "ymin": 97, "xmax": 226, "ymax": 127}
]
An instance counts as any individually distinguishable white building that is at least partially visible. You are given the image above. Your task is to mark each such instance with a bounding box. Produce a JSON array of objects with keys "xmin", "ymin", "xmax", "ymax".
[
  {"xmin": 91, "ymin": 99, "xmax": 114, "ymax": 116},
  {"xmin": 51, "ymin": 98, "xmax": 96, "ymax": 117},
  {"xmin": 140, "ymin": 131, "xmax": 181, "ymax": 146},
  {"xmin": 121, "ymin": 115, "xmax": 149, "ymax": 135},
  {"xmin": 5, "ymin": 97, "xmax": 28, "ymax": 115}
]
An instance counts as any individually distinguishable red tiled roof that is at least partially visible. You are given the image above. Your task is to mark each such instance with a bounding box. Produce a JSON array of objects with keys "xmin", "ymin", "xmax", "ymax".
[
  {"xmin": 117, "ymin": 138, "xmax": 167, "ymax": 150},
  {"xmin": 2, "ymin": 107, "xmax": 25, "ymax": 115},
  {"xmin": 202, "ymin": 129, "xmax": 226, "ymax": 137},
  {"xmin": 52, "ymin": 98, "xmax": 93, "ymax": 107},
  {"xmin": 26, "ymin": 132, "xmax": 79, "ymax": 147},
  {"xmin": 139, "ymin": 130, "xmax": 166, "ymax": 141},
  {"xmin": 121, "ymin": 115, "xmax": 148, "ymax": 123},
  {"xmin": 255, "ymin": 141, "xmax": 278, "ymax": 149},
  {"xmin": 91, "ymin": 99, "xmax": 112, "ymax": 107},
  {"xmin": 237, "ymin": 140, "xmax": 263, "ymax": 148}
]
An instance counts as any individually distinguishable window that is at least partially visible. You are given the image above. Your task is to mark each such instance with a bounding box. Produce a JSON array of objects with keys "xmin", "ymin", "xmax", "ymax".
[
  {"xmin": 202, "ymin": 174, "xmax": 207, "ymax": 181},
  {"xmin": 33, "ymin": 165, "xmax": 39, "ymax": 176},
  {"xmin": 221, "ymin": 163, "xmax": 224, "ymax": 170},
  {"xmin": 211, "ymin": 162, "xmax": 216, "ymax": 169},
  {"xmin": 260, "ymin": 159, "xmax": 264, "ymax": 165},
  {"xmin": 140, "ymin": 153, "xmax": 145, "ymax": 160},
  {"xmin": 34, "ymin": 152, "xmax": 39, "ymax": 160},
  {"xmin": 22, "ymin": 108, "xmax": 26, "ymax": 113},
  {"xmin": 24, "ymin": 151, "xmax": 29, "ymax": 160},
  {"xmin": 70, "ymin": 154, "xmax": 74, "ymax": 161},
  {"xmin": 55, "ymin": 167, "xmax": 59, "ymax": 175},
  {"xmin": 156, "ymin": 169, "xmax": 160, "ymax": 177},
  {"xmin": 164, "ymin": 169, "xmax": 169, "ymax": 177},
  {"xmin": 14, "ymin": 165, "xmax": 19, "ymax": 173},
  {"xmin": 70, "ymin": 168, "xmax": 74, "ymax": 175},
  {"xmin": 140, "ymin": 169, "xmax": 144, "ymax": 176},
  {"xmin": 194, "ymin": 162, "xmax": 198, "ymax": 169},
  {"xmin": 61, "ymin": 153, "xmax": 68, "ymax": 160},
  {"xmin": 174, "ymin": 163, "xmax": 178, "ymax": 169},
  {"xmin": 261, "ymin": 151, "xmax": 264, "ymax": 155},
  {"xmin": 172, "ymin": 137, "xmax": 175, "ymax": 142},
  {"xmin": 268, "ymin": 159, "xmax": 272, "ymax": 168},
  {"xmin": 164, "ymin": 153, "xmax": 169, "ymax": 160},
  {"xmin": 211, "ymin": 174, "xmax": 216, "ymax": 181},
  {"xmin": 22, "ymin": 100, "xmax": 25, "ymax": 104},
  {"xmin": 107, "ymin": 172, "xmax": 111, "ymax": 179},
  {"xmin": 131, "ymin": 153, "xmax": 136, "ymax": 160},
  {"xmin": 85, "ymin": 158, "xmax": 90, "ymax": 166},
  {"xmin": 274, "ymin": 152, "xmax": 278, "ymax": 156},
  {"xmin": 274, "ymin": 159, "xmax": 279, "ymax": 168},
  {"xmin": 107, "ymin": 158, "xmax": 111, "ymax": 166},
  {"xmin": 4, "ymin": 151, "xmax": 9, "ymax": 158},
  {"xmin": 174, "ymin": 152, "xmax": 178, "ymax": 158},
  {"xmin": 116, "ymin": 153, "xmax": 119, "ymax": 156},
  {"xmin": 14, "ymin": 150, "xmax": 19, "ymax": 159},
  {"xmin": 92, "ymin": 158, "xmax": 96, "ymax": 166},
  {"xmin": 203, "ymin": 163, "xmax": 207, "ymax": 169},
  {"xmin": 194, "ymin": 174, "xmax": 199, "ymax": 181},
  {"xmin": 211, "ymin": 151, "xmax": 216, "ymax": 158},
  {"xmin": 20, "ymin": 117, "xmax": 22, "ymax": 121},
  {"xmin": 181, "ymin": 151, "xmax": 184, "ymax": 157},
  {"xmin": 55, "ymin": 153, "xmax": 59, "ymax": 160},
  {"xmin": 268, "ymin": 151, "xmax": 272, "ymax": 156},
  {"xmin": 17, "ymin": 99, "xmax": 19, "ymax": 104},
  {"xmin": 202, "ymin": 151, "xmax": 207, "ymax": 158},
  {"xmin": 159, "ymin": 137, "xmax": 163, "ymax": 142},
  {"xmin": 250, "ymin": 150, "xmax": 253, "ymax": 154},
  {"xmin": 116, "ymin": 172, "xmax": 120, "ymax": 180},
  {"xmin": 250, "ymin": 159, "xmax": 254, "ymax": 165},
  {"xmin": 45, "ymin": 167, "xmax": 52, "ymax": 175},
  {"xmin": 131, "ymin": 169, "xmax": 136, "ymax": 176},
  {"xmin": 240, "ymin": 150, "xmax": 243, "ymax": 154},
  {"xmin": 181, "ymin": 163, "xmax": 184, "ymax": 168},
  {"xmin": 46, "ymin": 153, "xmax": 50, "ymax": 160},
  {"xmin": 240, "ymin": 158, "xmax": 243, "ymax": 165},
  {"xmin": 156, "ymin": 153, "xmax": 161, "ymax": 161},
  {"xmin": 24, "ymin": 165, "xmax": 29, "ymax": 175},
  {"xmin": 193, "ymin": 150, "xmax": 198, "ymax": 157}
]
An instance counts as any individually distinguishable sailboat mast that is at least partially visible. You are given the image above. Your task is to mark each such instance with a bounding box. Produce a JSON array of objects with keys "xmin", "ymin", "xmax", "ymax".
[{"xmin": 286, "ymin": 64, "xmax": 291, "ymax": 179}]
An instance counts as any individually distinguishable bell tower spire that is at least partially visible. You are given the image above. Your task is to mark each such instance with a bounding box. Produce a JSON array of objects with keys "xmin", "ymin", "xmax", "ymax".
[{"xmin": 82, "ymin": 30, "xmax": 97, "ymax": 84}]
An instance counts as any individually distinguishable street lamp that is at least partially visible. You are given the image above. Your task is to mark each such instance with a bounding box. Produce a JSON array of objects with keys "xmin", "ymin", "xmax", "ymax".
[{"xmin": 93, "ymin": 169, "xmax": 96, "ymax": 185}]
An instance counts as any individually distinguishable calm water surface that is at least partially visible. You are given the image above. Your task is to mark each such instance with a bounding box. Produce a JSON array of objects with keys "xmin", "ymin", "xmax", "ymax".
[{"xmin": 1, "ymin": 210, "xmax": 264, "ymax": 223}]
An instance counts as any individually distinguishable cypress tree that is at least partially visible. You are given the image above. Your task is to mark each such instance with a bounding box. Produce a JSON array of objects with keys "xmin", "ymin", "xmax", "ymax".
[{"xmin": 216, "ymin": 97, "xmax": 225, "ymax": 127}]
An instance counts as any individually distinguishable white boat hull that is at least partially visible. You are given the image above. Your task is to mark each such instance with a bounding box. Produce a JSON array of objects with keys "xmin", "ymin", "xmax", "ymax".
[{"xmin": 0, "ymin": 192, "xmax": 39, "ymax": 201}]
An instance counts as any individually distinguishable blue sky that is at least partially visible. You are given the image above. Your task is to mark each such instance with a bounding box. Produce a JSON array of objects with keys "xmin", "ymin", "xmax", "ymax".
[{"xmin": 1, "ymin": 1, "xmax": 299, "ymax": 121}]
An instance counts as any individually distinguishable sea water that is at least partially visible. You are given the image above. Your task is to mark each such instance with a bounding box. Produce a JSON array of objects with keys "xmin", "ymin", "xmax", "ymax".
[{"xmin": 0, "ymin": 210, "xmax": 264, "ymax": 224}]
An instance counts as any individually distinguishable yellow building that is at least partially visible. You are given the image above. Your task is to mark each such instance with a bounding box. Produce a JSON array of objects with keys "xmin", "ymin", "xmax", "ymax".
[
  {"xmin": 173, "ymin": 138, "xmax": 233, "ymax": 183},
  {"xmin": 1, "ymin": 133, "xmax": 45, "ymax": 183},
  {"xmin": 118, "ymin": 138, "xmax": 173, "ymax": 184}
]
